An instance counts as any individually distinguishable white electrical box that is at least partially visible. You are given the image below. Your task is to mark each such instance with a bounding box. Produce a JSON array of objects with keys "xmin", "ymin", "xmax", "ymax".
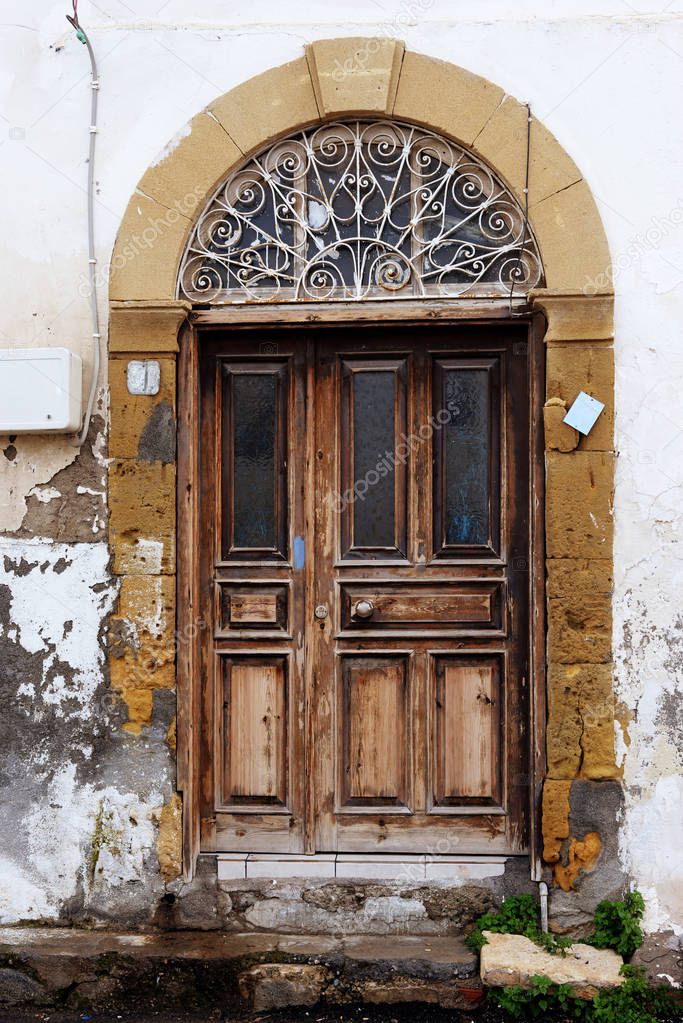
[{"xmin": 0, "ymin": 348, "xmax": 83, "ymax": 433}]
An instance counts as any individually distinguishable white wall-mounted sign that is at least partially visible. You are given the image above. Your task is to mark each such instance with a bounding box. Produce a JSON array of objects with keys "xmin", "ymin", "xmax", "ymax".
[
  {"xmin": 127, "ymin": 360, "xmax": 160, "ymax": 396},
  {"xmin": 563, "ymin": 391, "xmax": 605, "ymax": 435}
]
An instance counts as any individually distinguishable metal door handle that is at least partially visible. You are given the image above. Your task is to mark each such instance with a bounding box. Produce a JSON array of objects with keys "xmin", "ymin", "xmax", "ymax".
[{"xmin": 352, "ymin": 599, "xmax": 375, "ymax": 620}]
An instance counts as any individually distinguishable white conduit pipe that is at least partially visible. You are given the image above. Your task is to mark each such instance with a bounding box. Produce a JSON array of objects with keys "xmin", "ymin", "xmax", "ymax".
[{"xmin": 67, "ymin": 7, "xmax": 100, "ymax": 448}]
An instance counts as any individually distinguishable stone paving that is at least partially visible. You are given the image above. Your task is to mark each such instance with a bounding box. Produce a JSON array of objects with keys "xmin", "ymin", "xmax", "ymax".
[
  {"xmin": 6, "ymin": 1007, "xmax": 496, "ymax": 1023},
  {"xmin": 0, "ymin": 929, "xmax": 481, "ymax": 1016}
]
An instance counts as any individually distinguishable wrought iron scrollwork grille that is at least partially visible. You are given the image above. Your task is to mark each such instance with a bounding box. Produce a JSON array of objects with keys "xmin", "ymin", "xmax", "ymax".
[{"xmin": 178, "ymin": 119, "xmax": 544, "ymax": 304}]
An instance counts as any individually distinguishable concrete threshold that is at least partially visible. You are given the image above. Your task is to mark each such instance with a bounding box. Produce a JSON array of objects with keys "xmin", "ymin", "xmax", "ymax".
[{"xmin": 0, "ymin": 927, "xmax": 481, "ymax": 1013}]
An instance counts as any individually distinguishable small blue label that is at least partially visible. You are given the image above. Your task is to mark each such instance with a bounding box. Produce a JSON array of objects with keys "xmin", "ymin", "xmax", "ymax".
[{"xmin": 293, "ymin": 535, "xmax": 305, "ymax": 570}]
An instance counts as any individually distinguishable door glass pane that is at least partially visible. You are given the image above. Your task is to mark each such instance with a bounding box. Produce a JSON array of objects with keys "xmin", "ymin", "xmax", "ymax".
[
  {"xmin": 443, "ymin": 369, "xmax": 489, "ymax": 545},
  {"xmin": 353, "ymin": 371, "xmax": 396, "ymax": 548},
  {"xmin": 233, "ymin": 373, "xmax": 277, "ymax": 548}
]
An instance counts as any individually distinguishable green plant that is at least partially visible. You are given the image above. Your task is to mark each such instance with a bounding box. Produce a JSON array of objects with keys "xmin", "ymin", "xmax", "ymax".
[
  {"xmin": 591, "ymin": 965, "xmax": 679, "ymax": 1023},
  {"xmin": 491, "ymin": 975, "xmax": 590, "ymax": 1020},
  {"xmin": 478, "ymin": 892, "xmax": 679, "ymax": 1023},
  {"xmin": 588, "ymin": 891, "xmax": 645, "ymax": 958},
  {"xmin": 489, "ymin": 966, "xmax": 681, "ymax": 1023},
  {"xmin": 465, "ymin": 893, "xmax": 572, "ymax": 956}
]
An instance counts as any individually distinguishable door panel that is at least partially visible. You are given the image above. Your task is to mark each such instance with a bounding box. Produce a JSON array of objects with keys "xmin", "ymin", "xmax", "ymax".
[
  {"xmin": 200, "ymin": 326, "xmax": 531, "ymax": 857},
  {"xmin": 221, "ymin": 656, "xmax": 287, "ymax": 806},
  {"xmin": 339, "ymin": 581, "xmax": 503, "ymax": 634},
  {"xmin": 432, "ymin": 358, "xmax": 500, "ymax": 558},
  {"xmin": 311, "ymin": 330, "xmax": 529, "ymax": 855},
  {"xmin": 432, "ymin": 656, "xmax": 502, "ymax": 808},
  {"xmin": 200, "ymin": 338, "xmax": 307, "ymax": 853},
  {"xmin": 339, "ymin": 655, "xmax": 410, "ymax": 810},
  {"xmin": 340, "ymin": 358, "xmax": 408, "ymax": 559},
  {"xmin": 221, "ymin": 362, "xmax": 288, "ymax": 561},
  {"xmin": 217, "ymin": 583, "xmax": 289, "ymax": 635}
]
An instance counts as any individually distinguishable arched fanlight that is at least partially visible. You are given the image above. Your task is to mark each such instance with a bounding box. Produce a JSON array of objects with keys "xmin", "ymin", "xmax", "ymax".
[{"xmin": 178, "ymin": 119, "xmax": 543, "ymax": 304}]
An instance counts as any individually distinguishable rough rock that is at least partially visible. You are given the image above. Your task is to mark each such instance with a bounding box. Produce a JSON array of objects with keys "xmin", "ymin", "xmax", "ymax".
[
  {"xmin": 238, "ymin": 963, "xmax": 330, "ymax": 1010},
  {"xmin": 630, "ymin": 930, "xmax": 683, "ymax": 988},
  {"xmin": 0, "ymin": 967, "xmax": 48, "ymax": 1005},
  {"xmin": 355, "ymin": 977, "xmax": 483, "ymax": 1009},
  {"xmin": 544, "ymin": 398, "xmax": 579, "ymax": 452},
  {"xmin": 480, "ymin": 931, "xmax": 624, "ymax": 999},
  {"xmin": 243, "ymin": 891, "xmax": 435, "ymax": 935},
  {"xmin": 549, "ymin": 780, "xmax": 627, "ymax": 931}
]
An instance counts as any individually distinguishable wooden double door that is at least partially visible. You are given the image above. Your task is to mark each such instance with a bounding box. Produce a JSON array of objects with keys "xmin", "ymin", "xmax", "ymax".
[{"xmin": 198, "ymin": 324, "xmax": 531, "ymax": 856}]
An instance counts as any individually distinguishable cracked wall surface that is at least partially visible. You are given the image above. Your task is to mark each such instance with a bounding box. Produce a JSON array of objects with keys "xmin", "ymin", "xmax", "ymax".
[
  {"xmin": 0, "ymin": 536, "xmax": 174, "ymax": 923},
  {"xmin": 0, "ymin": 2, "xmax": 681, "ymax": 958}
]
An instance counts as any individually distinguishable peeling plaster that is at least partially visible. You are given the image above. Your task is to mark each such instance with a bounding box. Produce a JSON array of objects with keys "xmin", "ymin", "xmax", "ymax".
[
  {"xmin": 0, "ymin": 538, "xmax": 116, "ymax": 715},
  {"xmin": 0, "ymin": 537, "xmax": 173, "ymax": 925},
  {"xmin": 29, "ymin": 485, "xmax": 62, "ymax": 504},
  {"xmin": 0, "ymin": 856, "xmax": 52, "ymax": 922},
  {"xmin": 614, "ymin": 559, "xmax": 683, "ymax": 934},
  {"xmin": 1, "ymin": 405, "xmax": 108, "ymax": 542},
  {"xmin": 127, "ymin": 538, "xmax": 164, "ymax": 574},
  {"xmin": 0, "ymin": 437, "xmax": 78, "ymax": 533},
  {"xmin": 620, "ymin": 776, "xmax": 683, "ymax": 936}
]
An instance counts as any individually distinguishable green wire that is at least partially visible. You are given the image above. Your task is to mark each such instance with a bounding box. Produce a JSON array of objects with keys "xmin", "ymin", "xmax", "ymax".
[{"xmin": 76, "ymin": 27, "xmax": 86, "ymax": 43}]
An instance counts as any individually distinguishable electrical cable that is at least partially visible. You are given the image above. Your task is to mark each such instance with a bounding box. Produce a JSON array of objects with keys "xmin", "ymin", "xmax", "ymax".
[
  {"xmin": 508, "ymin": 102, "xmax": 532, "ymax": 311},
  {"xmin": 67, "ymin": 1, "xmax": 101, "ymax": 447}
]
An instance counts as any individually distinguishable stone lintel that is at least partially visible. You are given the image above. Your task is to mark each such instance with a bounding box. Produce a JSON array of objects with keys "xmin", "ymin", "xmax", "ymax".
[
  {"xmin": 530, "ymin": 290, "xmax": 614, "ymax": 342},
  {"xmin": 109, "ymin": 300, "xmax": 191, "ymax": 353}
]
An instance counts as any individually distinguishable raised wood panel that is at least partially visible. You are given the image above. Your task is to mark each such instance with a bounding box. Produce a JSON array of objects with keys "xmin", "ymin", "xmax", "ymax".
[
  {"xmin": 340, "ymin": 657, "xmax": 409, "ymax": 809},
  {"xmin": 340, "ymin": 581, "xmax": 503, "ymax": 633},
  {"xmin": 433, "ymin": 657, "xmax": 502, "ymax": 809},
  {"xmin": 335, "ymin": 813, "xmax": 509, "ymax": 854},
  {"xmin": 231, "ymin": 593, "xmax": 278, "ymax": 623},
  {"xmin": 217, "ymin": 584, "xmax": 288, "ymax": 633},
  {"xmin": 222, "ymin": 658, "xmax": 287, "ymax": 807}
]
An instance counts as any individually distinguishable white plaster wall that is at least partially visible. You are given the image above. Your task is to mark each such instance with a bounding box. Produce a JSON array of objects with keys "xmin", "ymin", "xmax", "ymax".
[{"xmin": 1, "ymin": 0, "xmax": 682, "ymax": 931}]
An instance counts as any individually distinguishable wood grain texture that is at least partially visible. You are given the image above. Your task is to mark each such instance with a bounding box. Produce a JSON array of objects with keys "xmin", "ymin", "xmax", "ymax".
[
  {"xmin": 230, "ymin": 592, "xmax": 279, "ymax": 624},
  {"xmin": 193, "ymin": 324, "xmax": 537, "ymax": 858},
  {"xmin": 341, "ymin": 657, "xmax": 408, "ymax": 808},
  {"xmin": 176, "ymin": 319, "xmax": 199, "ymax": 878},
  {"xmin": 340, "ymin": 582, "xmax": 501, "ymax": 634},
  {"xmin": 223, "ymin": 659, "xmax": 286, "ymax": 804},
  {"xmin": 192, "ymin": 298, "xmax": 531, "ymax": 327},
  {"xmin": 434, "ymin": 659, "xmax": 501, "ymax": 806},
  {"xmin": 197, "ymin": 335, "xmax": 308, "ymax": 853}
]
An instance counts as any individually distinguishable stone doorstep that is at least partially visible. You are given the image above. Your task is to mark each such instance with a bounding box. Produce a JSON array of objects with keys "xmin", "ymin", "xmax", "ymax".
[
  {"xmin": 480, "ymin": 931, "xmax": 624, "ymax": 1000},
  {"xmin": 0, "ymin": 928, "xmax": 481, "ymax": 1012}
]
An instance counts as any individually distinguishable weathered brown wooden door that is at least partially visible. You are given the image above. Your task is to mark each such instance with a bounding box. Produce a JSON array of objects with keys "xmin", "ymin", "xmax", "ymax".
[{"xmin": 199, "ymin": 324, "xmax": 530, "ymax": 856}]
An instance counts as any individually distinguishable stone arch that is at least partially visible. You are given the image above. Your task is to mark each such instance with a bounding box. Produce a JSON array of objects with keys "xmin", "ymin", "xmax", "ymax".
[
  {"xmin": 110, "ymin": 40, "xmax": 610, "ymax": 301},
  {"xmin": 108, "ymin": 39, "xmax": 616, "ymax": 890}
]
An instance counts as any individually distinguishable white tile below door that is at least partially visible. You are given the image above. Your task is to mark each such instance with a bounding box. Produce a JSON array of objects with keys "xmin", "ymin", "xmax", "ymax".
[
  {"xmin": 216, "ymin": 854, "xmax": 247, "ymax": 880},
  {"xmin": 246, "ymin": 854, "xmax": 336, "ymax": 879},
  {"xmin": 425, "ymin": 857, "xmax": 507, "ymax": 881},
  {"xmin": 216, "ymin": 853, "xmax": 509, "ymax": 881},
  {"xmin": 335, "ymin": 854, "xmax": 427, "ymax": 881}
]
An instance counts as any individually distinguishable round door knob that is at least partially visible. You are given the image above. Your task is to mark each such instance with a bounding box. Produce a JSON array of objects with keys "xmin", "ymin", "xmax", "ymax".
[
  {"xmin": 352, "ymin": 599, "xmax": 375, "ymax": 620},
  {"xmin": 314, "ymin": 603, "xmax": 328, "ymax": 620}
]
